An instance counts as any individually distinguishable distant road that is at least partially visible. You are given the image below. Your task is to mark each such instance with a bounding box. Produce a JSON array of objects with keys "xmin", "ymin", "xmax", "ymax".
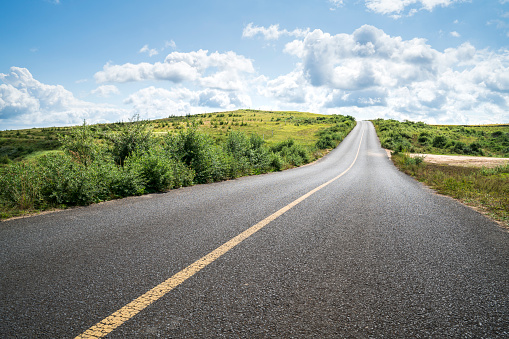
[{"xmin": 1, "ymin": 121, "xmax": 507, "ymax": 338}]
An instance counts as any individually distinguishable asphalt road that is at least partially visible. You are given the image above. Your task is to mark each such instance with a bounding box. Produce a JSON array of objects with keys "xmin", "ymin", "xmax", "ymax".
[{"xmin": 1, "ymin": 121, "xmax": 508, "ymax": 338}]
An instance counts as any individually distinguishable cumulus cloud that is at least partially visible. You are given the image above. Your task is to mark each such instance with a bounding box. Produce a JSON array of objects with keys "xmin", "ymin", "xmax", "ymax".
[
  {"xmin": 329, "ymin": 0, "xmax": 345, "ymax": 10},
  {"xmin": 91, "ymin": 85, "xmax": 120, "ymax": 98},
  {"xmin": 139, "ymin": 44, "xmax": 159, "ymax": 57},
  {"xmin": 123, "ymin": 87, "xmax": 191, "ymax": 118},
  {"xmin": 256, "ymin": 24, "xmax": 509, "ymax": 124},
  {"xmin": 242, "ymin": 23, "xmax": 310, "ymax": 40},
  {"xmin": 284, "ymin": 25, "xmax": 440, "ymax": 90},
  {"xmin": 124, "ymin": 86, "xmax": 252, "ymax": 118},
  {"xmin": 365, "ymin": 0, "xmax": 465, "ymax": 17},
  {"xmin": 94, "ymin": 61, "xmax": 199, "ymax": 83},
  {"xmin": 165, "ymin": 40, "xmax": 177, "ymax": 49},
  {"xmin": 0, "ymin": 67, "xmax": 128, "ymax": 129},
  {"xmin": 95, "ymin": 49, "xmax": 254, "ymax": 91},
  {"xmin": 450, "ymin": 31, "xmax": 460, "ymax": 37}
]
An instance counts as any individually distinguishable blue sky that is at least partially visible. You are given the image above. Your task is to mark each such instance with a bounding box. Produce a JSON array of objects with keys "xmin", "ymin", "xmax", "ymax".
[{"xmin": 1, "ymin": 0, "xmax": 509, "ymax": 129}]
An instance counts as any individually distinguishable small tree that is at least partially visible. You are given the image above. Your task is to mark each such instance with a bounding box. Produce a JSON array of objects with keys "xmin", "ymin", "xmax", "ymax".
[
  {"xmin": 58, "ymin": 120, "xmax": 100, "ymax": 166},
  {"xmin": 107, "ymin": 115, "xmax": 154, "ymax": 166}
]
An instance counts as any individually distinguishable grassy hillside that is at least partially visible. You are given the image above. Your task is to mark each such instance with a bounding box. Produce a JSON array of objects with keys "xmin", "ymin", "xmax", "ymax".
[
  {"xmin": 0, "ymin": 110, "xmax": 349, "ymax": 163},
  {"xmin": 0, "ymin": 110, "xmax": 356, "ymax": 219},
  {"xmin": 372, "ymin": 119, "xmax": 509, "ymax": 157}
]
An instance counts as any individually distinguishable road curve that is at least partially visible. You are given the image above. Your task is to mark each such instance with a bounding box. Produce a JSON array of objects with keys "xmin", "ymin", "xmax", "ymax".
[{"xmin": 1, "ymin": 121, "xmax": 508, "ymax": 338}]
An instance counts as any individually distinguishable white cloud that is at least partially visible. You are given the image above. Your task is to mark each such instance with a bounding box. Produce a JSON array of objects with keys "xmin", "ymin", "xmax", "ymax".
[
  {"xmin": 256, "ymin": 24, "xmax": 509, "ymax": 124},
  {"xmin": 123, "ymin": 87, "xmax": 191, "ymax": 118},
  {"xmin": 95, "ymin": 49, "xmax": 254, "ymax": 88},
  {"xmin": 139, "ymin": 44, "xmax": 159, "ymax": 57},
  {"xmin": 165, "ymin": 40, "xmax": 177, "ymax": 49},
  {"xmin": 91, "ymin": 85, "xmax": 120, "ymax": 98},
  {"xmin": 0, "ymin": 67, "xmax": 128, "ymax": 129},
  {"xmin": 94, "ymin": 61, "xmax": 200, "ymax": 83},
  {"xmin": 329, "ymin": 0, "xmax": 345, "ymax": 10},
  {"xmin": 365, "ymin": 0, "xmax": 465, "ymax": 17},
  {"xmin": 450, "ymin": 31, "xmax": 460, "ymax": 37},
  {"xmin": 124, "ymin": 86, "xmax": 252, "ymax": 118},
  {"xmin": 242, "ymin": 23, "xmax": 310, "ymax": 40}
]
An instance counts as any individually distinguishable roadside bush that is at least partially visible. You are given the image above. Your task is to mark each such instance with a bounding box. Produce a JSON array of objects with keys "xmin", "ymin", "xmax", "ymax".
[
  {"xmin": 0, "ymin": 155, "xmax": 12, "ymax": 165},
  {"xmin": 107, "ymin": 162, "xmax": 145, "ymax": 198},
  {"xmin": 0, "ymin": 161, "xmax": 43, "ymax": 210},
  {"xmin": 126, "ymin": 148, "xmax": 174, "ymax": 192},
  {"xmin": 58, "ymin": 120, "xmax": 101, "ymax": 166},
  {"xmin": 316, "ymin": 134, "xmax": 336, "ymax": 149},
  {"xmin": 165, "ymin": 129, "xmax": 216, "ymax": 184},
  {"xmin": 417, "ymin": 135, "xmax": 429, "ymax": 144},
  {"xmin": 272, "ymin": 139, "xmax": 309, "ymax": 167},
  {"xmin": 432, "ymin": 135, "xmax": 448, "ymax": 148},
  {"xmin": 268, "ymin": 152, "xmax": 284, "ymax": 171},
  {"xmin": 108, "ymin": 115, "xmax": 154, "ymax": 166},
  {"xmin": 37, "ymin": 153, "xmax": 110, "ymax": 205}
]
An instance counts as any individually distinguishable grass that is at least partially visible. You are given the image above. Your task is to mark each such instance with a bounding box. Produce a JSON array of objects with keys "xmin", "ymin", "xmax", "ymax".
[
  {"xmin": 0, "ymin": 109, "xmax": 350, "ymax": 163},
  {"xmin": 372, "ymin": 119, "xmax": 509, "ymax": 157},
  {"xmin": 391, "ymin": 153, "xmax": 509, "ymax": 228},
  {"xmin": 0, "ymin": 110, "xmax": 356, "ymax": 220},
  {"xmin": 153, "ymin": 109, "xmax": 346, "ymax": 148}
]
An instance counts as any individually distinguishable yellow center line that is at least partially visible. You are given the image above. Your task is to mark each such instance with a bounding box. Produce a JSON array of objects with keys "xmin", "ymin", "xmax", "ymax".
[{"xmin": 75, "ymin": 126, "xmax": 365, "ymax": 339}]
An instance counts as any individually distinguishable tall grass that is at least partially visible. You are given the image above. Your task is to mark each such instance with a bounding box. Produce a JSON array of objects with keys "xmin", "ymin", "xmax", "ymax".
[{"xmin": 392, "ymin": 153, "xmax": 509, "ymax": 227}]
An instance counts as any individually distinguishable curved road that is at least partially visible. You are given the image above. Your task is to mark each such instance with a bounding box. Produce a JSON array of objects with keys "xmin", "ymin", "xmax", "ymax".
[{"xmin": 1, "ymin": 121, "xmax": 508, "ymax": 338}]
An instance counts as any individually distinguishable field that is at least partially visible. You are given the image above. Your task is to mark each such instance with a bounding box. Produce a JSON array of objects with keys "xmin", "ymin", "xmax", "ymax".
[
  {"xmin": 0, "ymin": 110, "xmax": 355, "ymax": 219},
  {"xmin": 372, "ymin": 119, "xmax": 509, "ymax": 157},
  {"xmin": 1, "ymin": 110, "xmax": 348, "ymax": 163}
]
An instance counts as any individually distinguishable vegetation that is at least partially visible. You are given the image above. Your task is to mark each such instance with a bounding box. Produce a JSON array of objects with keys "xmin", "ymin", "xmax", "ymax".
[
  {"xmin": 392, "ymin": 153, "xmax": 509, "ymax": 227},
  {"xmin": 372, "ymin": 119, "xmax": 509, "ymax": 157},
  {"xmin": 0, "ymin": 110, "xmax": 355, "ymax": 219},
  {"xmin": 373, "ymin": 118, "xmax": 509, "ymax": 227}
]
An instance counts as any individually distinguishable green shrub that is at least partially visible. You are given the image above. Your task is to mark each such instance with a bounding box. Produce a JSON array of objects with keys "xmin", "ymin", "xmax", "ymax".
[
  {"xmin": 0, "ymin": 161, "xmax": 43, "ymax": 209},
  {"xmin": 165, "ymin": 129, "xmax": 216, "ymax": 184},
  {"xmin": 58, "ymin": 120, "xmax": 101, "ymax": 166},
  {"xmin": 107, "ymin": 115, "xmax": 154, "ymax": 166},
  {"xmin": 268, "ymin": 152, "xmax": 284, "ymax": 171},
  {"xmin": 272, "ymin": 139, "xmax": 309, "ymax": 166},
  {"xmin": 126, "ymin": 148, "xmax": 174, "ymax": 192},
  {"xmin": 107, "ymin": 162, "xmax": 145, "ymax": 198},
  {"xmin": 37, "ymin": 153, "xmax": 110, "ymax": 205},
  {"xmin": 0, "ymin": 155, "xmax": 12, "ymax": 164},
  {"xmin": 316, "ymin": 134, "xmax": 336, "ymax": 149},
  {"xmin": 432, "ymin": 135, "xmax": 448, "ymax": 148}
]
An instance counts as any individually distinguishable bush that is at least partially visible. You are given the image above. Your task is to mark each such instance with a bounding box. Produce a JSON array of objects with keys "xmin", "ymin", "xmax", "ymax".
[
  {"xmin": 0, "ymin": 155, "xmax": 12, "ymax": 164},
  {"xmin": 268, "ymin": 152, "xmax": 284, "ymax": 171},
  {"xmin": 37, "ymin": 153, "xmax": 110, "ymax": 205},
  {"xmin": 126, "ymin": 148, "xmax": 174, "ymax": 192},
  {"xmin": 107, "ymin": 162, "xmax": 145, "ymax": 198},
  {"xmin": 316, "ymin": 134, "xmax": 336, "ymax": 149},
  {"xmin": 165, "ymin": 129, "xmax": 216, "ymax": 184},
  {"xmin": 58, "ymin": 120, "xmax": 101, "ymax": 166},
  {"xmin": 272, "ymin": 139, "xmax": 309, "ymax": 167},
  {"xmin": 108, "ymin": 115, "xmax": 154, "ymax": 166},
  {"xmin": 126, "ymin": 147, "xmax": 195, "ymax": 192},
  {"xmin": 432, "ymin": 135, "xmax": 448, "ymax": 148},
  {"xmin": 0, "ymin": 161, "xmax": 43, "ymax": 209}
]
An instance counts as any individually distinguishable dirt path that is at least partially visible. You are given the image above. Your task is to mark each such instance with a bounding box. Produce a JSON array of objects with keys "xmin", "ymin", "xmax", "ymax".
[{"xmin": 385, "ymin": 150, "xmax": 509, "ymax": 168}]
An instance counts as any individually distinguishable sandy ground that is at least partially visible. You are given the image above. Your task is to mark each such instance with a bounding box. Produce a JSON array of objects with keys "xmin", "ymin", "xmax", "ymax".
[{"xmin": 385, "ymin": 149, "xmax": 509, "ymax": 168}]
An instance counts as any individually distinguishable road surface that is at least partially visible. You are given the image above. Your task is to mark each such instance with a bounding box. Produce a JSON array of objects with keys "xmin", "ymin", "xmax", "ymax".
[{"xmin": 1, "ymin": 121, "xmax": 508, "ymax": 338}]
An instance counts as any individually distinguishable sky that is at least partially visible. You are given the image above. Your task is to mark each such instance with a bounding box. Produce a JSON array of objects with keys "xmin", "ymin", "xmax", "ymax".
[{"xmin": 1, "ymin": 0, "xmax": 509, "ymax": 130}]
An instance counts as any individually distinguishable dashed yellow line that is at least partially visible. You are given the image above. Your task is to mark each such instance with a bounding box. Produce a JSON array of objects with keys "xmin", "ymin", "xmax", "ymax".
[{"xmin": 75, "ymin": 126, "xmax": 365, "ymax": 339}]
